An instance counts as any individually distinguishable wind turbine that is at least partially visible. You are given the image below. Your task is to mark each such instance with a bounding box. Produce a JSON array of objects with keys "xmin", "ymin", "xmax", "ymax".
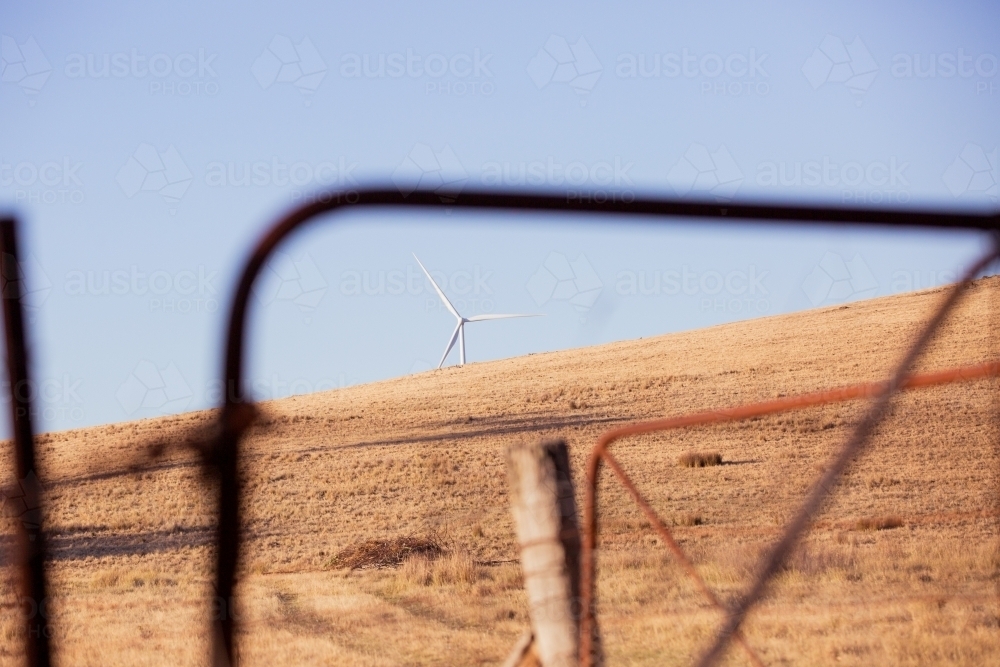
[{"xmin": 413, "ymin": 254, "xmax": 540, "ymax": 368}]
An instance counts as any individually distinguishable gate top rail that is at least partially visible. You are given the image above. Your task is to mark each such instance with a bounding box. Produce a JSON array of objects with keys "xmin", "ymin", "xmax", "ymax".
[{"xmin": 4, "ymin": 189, "xmax": 998, "ymax": 666}]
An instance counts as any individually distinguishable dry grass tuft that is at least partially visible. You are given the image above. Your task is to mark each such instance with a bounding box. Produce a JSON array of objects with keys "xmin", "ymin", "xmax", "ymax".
[
  {"xmin": 399, "ymin": 551, "xmax": 483, "ymax": 587},
  {"xmin": 676, "ymin": 513, "xmax": 704, "ymax": 526},
  {"xmin": 854, "ymin": 516, "xmax": 904, "ymax": 532},
  {"xmin": 328, "ymin": 535, "xmax": 443, "ymax": 570},
  {"xmin": 678, "ymin": 451, "xmax": 723, "ymax": 468}
]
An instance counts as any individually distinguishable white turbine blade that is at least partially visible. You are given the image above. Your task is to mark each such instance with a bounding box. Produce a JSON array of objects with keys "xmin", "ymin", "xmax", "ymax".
[
  {"xmin": 438, "ymin": 321, "xmax": 462, "ymax": 369},
  {"xmin": 465, "ymin": 313, "xmax": 542, "ymax": 322},
  {"xmin": 412, "ymin": 253, "xmax": 460, "ymax": 320}
]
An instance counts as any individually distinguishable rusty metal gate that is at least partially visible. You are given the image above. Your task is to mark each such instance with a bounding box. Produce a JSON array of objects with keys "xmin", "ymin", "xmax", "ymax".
[{"xmin": 3, "ymin": 190, "xmax": 998, "ymax": 666}]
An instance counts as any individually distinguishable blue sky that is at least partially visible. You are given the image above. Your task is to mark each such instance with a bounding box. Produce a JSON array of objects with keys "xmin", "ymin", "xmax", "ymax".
[{"xmin": 1, "ymin": 1, "xmax": 998, "ymax": 432}]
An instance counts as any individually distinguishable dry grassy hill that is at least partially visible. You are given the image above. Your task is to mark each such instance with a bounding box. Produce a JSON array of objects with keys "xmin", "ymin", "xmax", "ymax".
[{"xmin": 2, "ymin": 278, "xmax": 999, "ymax": 666}]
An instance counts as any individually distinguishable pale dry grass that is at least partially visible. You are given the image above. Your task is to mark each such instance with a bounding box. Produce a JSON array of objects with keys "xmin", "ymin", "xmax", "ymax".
[
  {"xmin": 328, "ymin": 535, "xmax": 443, "ymax": 570},
  {"xmin": 854, "ymin": 516, "xmax": 905, "ymax": 532},
  {"xmin": 1, "ymin": 278, "xmax": 999, "ymax": 664}
]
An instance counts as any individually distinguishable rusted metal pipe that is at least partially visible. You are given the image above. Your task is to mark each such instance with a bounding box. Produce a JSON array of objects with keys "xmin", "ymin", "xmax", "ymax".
[{"xmin": 1, "ymin": 218, "xmax": 52, "ymax": 667}]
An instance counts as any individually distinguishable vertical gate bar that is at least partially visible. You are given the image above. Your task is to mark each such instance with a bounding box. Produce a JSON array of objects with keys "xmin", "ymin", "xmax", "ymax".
[
  {"xmin": 1, "ymin": 218, "xmax": 52, "ymax": 667},
  {"xmin": 211, "ymin": 422, "xmax": 241, "ymax": 667},
  {"xmin": 994, "ymin": 248, "xmax": 1000, "ymax": 622}
]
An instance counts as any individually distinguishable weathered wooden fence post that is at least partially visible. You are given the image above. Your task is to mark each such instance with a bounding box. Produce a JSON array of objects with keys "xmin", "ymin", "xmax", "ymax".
[{"xmin": 505, "ymin": 440, "xmax": 600, "ymax": 667}]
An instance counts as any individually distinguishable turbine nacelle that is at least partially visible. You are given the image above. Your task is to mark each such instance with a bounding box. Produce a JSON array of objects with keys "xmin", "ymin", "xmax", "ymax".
[{"xmin": 413, "ymin": 253, "xmax": 541, "ymax": 368}]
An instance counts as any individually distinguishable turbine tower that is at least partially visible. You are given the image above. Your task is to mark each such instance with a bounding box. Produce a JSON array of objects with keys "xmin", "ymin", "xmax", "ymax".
[{"xmin": 413, "ymin": 254, "xmax": 540, "ymax": 368}]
